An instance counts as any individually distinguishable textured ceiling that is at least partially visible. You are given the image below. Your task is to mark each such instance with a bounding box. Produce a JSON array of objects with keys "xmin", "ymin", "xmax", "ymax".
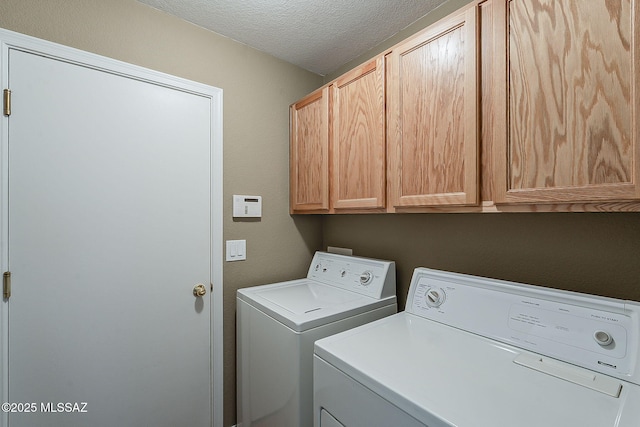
[{"xmin": 137, "ymin": 0, "xmax": 448, "ymax": 75}]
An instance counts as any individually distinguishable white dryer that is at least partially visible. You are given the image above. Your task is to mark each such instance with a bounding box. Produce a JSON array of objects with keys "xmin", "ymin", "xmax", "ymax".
[
  {"xmin": 314, "ymin": 268, "xmax": 640, "ymax": 427},
  {"xmin": 237, "ymin": 251, "xmax": 397, "ymax": 427}
]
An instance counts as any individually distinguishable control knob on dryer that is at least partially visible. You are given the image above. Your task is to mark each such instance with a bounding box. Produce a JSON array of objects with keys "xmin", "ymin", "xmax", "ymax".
[{"xmin": 425, "ymin": 287, "xmax": 446, "ymax": 308}]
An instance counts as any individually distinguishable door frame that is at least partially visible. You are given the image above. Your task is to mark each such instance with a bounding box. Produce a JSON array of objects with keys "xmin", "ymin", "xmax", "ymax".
[{"xmin": 0, "ymin": 28, "xmax": 224, "ymax": 427}]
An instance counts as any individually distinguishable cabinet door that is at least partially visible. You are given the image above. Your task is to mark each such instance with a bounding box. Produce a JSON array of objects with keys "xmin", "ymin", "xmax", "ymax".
[
  {"xmin": 494, "ymin": 0, "xmax": 640, "ymax": 204},
  {"xmin": 331, "ymin": 57, "xmax": 386, "ymax": 210},
  {"xmin": 290, "ymin": 87, "xmax": 330, "ymax": 213},
  {"xmin": 387, "ymin": 5, "xmax": 479, "ymax": 209}
]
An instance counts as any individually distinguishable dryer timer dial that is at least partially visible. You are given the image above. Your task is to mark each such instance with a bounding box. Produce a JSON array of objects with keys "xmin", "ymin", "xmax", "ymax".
[{"xmin": 425, "ymin": 287, "xmax": 446, "ymax": 308}]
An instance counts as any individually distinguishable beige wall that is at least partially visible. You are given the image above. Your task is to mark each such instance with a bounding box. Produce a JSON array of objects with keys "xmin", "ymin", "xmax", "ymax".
[
  {"xmin": 323, "ymin": 213, "xmax": 640, "ymax": 311},
  {"xmin": 0, "ymin": 1, "xmax": 323, "ymax": 425}
]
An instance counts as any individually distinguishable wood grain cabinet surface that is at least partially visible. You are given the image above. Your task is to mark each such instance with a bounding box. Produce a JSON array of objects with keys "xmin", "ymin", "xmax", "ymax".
[
  {"xmin": 494, "ymin": 0, "xmax": 640, "ymax": 207},
  {"xmin": 331, "ymin": 57, "xmax": 386, "ymax": 211},
  {"xmin": 289, "ymin": 87, "xmax": 330, "ymax": 213},
  {"xmin": 387, "ymin": 5, "xmax": 479, "ymax": 210}
]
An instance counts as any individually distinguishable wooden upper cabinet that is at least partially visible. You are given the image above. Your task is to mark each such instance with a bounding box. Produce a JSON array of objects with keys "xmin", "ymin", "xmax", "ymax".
[
  {"xmin": 289, "ymin": 87, "xmax": 330, "ymax": 213},
  {"xmin": 494, "ymin": 0, "xmax": 640, "ymax": 204},
  {"xmin": 387, "ymin": 5, "xmax": 480, "ymax": 209},
  {"xmin": 331, "ymin": 57, "xmax": 386, "ymax": 211}
]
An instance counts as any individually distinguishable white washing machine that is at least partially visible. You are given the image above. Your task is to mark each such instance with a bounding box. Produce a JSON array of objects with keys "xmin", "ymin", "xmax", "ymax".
[
  {"xmin": 236, "ymin": 251, "xmax": 397, "ymax": 427},
  {"xmin": 314, "ymin": 267, "xmax": 640, "ymax": 427}
]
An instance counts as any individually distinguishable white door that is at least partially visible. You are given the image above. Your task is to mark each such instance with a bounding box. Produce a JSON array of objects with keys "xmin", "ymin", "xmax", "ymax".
[{"xmin": 4, "ymin": 47, "xmax": 216, "ymax": 426}]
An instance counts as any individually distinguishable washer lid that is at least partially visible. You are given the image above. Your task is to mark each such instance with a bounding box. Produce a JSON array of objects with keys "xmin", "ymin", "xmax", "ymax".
[
  {"xmin": 258, "ymin": 281, "xmax": 362, "ymax": 314},
  {"xmin": 314, "ymin": 313, "xmax": 640, "ymax": 427},
  {"xmin": 237, "ymin": 279, "xmax": 397, "ymax": 332}
]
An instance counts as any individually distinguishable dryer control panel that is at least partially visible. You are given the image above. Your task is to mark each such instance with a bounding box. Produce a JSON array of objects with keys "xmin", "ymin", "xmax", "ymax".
[
  {"xmin": 307, "ymin": 252, "xmax": 396, "ymax": 299},
  {"xmin": 406, "ymin": 268, "xmax": 640, "ymax": 386}
]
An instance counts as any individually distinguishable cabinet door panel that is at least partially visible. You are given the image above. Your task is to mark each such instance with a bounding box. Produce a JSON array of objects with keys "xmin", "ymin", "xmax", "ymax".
[
  {"xmin": 331, "ymin": 57, "xmax": 386, "ymax": 210},
  {"xmin": 480, "ymin": 0, "xmax": 496, "ymax": 203},
  {"xmin": 290, "ymin": 87, "xmax": 330, "ymax": 213},
  {"xmin": 495, "ymin": 0, "xmax": 640, "ymax": 203},
  {"xmin": 388, "ymin": 6, "xmax": 479, "ymax": 208}
]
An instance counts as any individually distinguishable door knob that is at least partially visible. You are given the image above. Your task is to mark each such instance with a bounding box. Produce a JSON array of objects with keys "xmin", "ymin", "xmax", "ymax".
[{"xmin": 193, "ymin": 283, "xmax": 207, "ymax": 297}]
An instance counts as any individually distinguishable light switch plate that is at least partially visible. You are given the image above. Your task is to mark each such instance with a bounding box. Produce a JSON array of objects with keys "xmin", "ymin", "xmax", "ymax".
[{"xmin": 226, "ymin": 240, "xmax": 246, "ymax": 261}]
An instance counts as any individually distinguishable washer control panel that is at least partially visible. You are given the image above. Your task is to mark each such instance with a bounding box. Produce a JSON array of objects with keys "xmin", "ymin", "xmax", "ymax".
[
  {"xmin": 406, "ymin": 268, "xmax": 640, "ymax": 383},
  {"xmin": 307, "ymin": 252, "xmax": 395, "ymax": 299}
]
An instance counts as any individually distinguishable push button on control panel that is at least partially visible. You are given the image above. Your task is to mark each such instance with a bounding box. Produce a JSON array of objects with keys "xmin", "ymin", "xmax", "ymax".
[
  {"xmin": 314, "ymin": 263, "xmax": 328, "ymax": 273},
  {"xmin": 594, "ymin": 330, "xmax": 613, "ymax": 346}
]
